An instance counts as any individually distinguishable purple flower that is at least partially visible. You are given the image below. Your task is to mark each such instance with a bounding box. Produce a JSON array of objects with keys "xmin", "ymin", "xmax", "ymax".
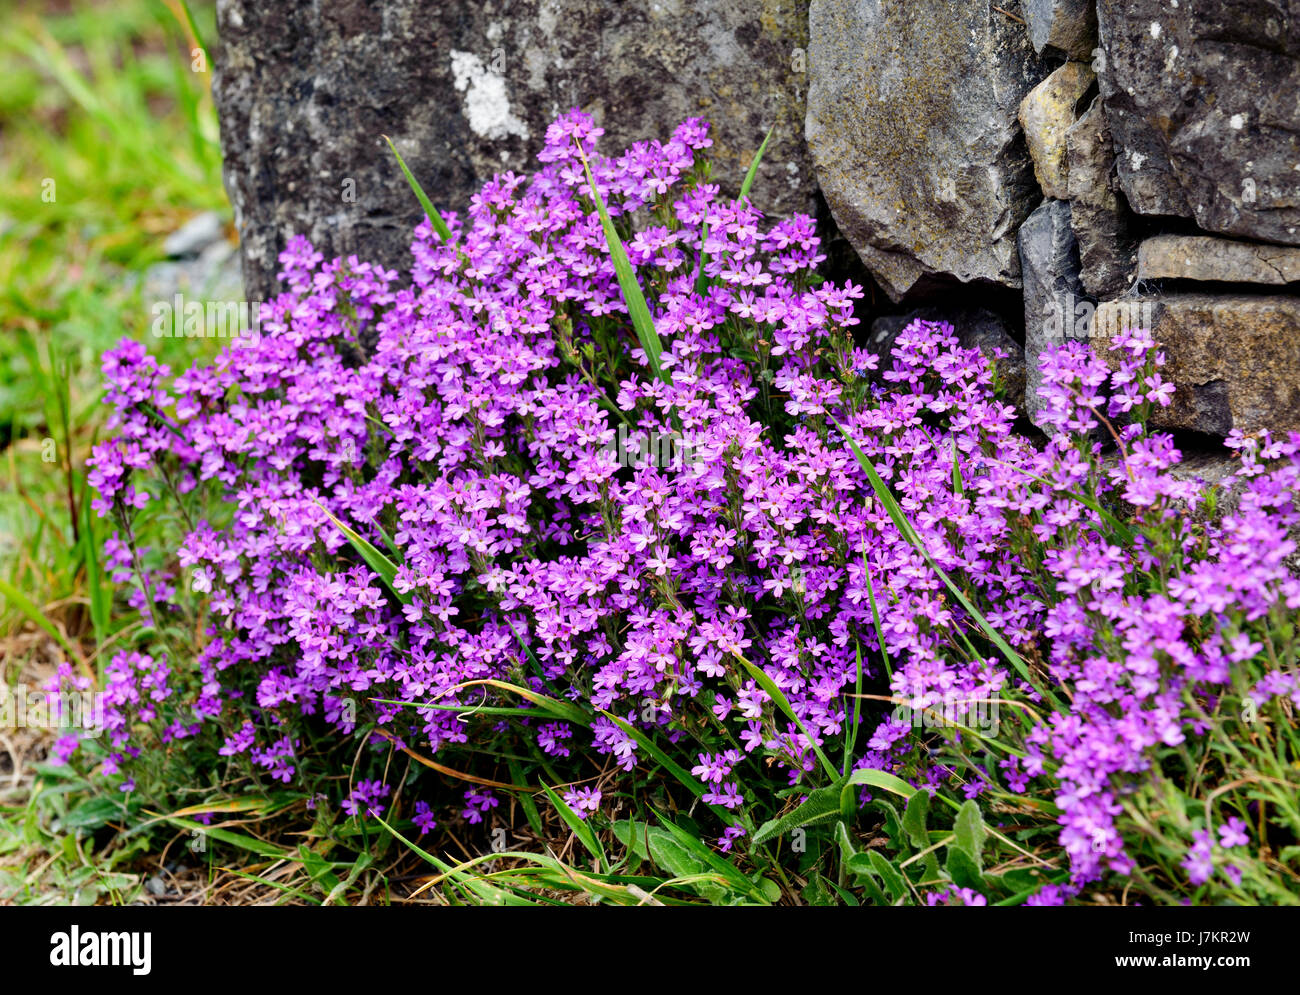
[{"xmin": 1217, "ymin": 817, "xmax": 1250, "ymax": 849}]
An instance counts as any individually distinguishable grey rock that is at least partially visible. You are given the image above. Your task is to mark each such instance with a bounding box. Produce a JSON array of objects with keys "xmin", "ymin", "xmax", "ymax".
[
  {"xmin": 870, "ymin": 306, "xmax": 1025, "ymax": 403},
  {"xmin": 1137, "ymin": 234, "xmax": 1300, "ymax": 285},
  {"xmin": 1018, "ymin": 199, "xmax": 1092, "ymax": 421},
  {"xmin": 1093, "ymin": 294, "xmax": 1300, "ymax": 436},
  {"xmin": 807, "ymin": 0, "xmax": 1049, "ymax": 301},
  {"xmin": 146, "ymin": 875, "xmax": 168, "ymax": 897},
  {"xmin": 1019, "ymin": 61, "xmax": 1095, "ymax": 200},
  {"xmin": 138, "ymin": 239, "xmax": 245, "ymax": 306},
  {"xmin": 1023, "ymin": 0, "xmax": 1098, "ymax": 59},
  {"xmin": 1065, "ymin": 97, "xmax": 1137, "ymax": 297},
  {"xmin": 1169, "ymin": 450, "xmax": 1248, "ymax": 521},
  {"xmin": 163, "ymin": 211, "xmax": 226, "ymax": 258},
  {"xmin": 1096, "ymin": 1, "xmax": 1300, "ymax": 244},
  {"xmin": 213, "ymin": 0, "xmax": 814, "ymax": 302}
]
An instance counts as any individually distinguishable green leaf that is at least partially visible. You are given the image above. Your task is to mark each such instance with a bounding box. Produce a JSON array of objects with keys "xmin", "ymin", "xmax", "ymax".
[
  {"xmin": 846, "ymin": 766, "xmax": 917, "ymax": 801},
  {"xmin": 829, "ymin": 880, "xmax": 861, "ymax": 906},
  {"xmin": 867, "ymin": 849, "xmax": 908, "ymax": 903},
  {"xmin": 383, "ymin": 135, "xmax": 453, "ymax": 241},
  {"xmin": 508, "ymin": 759, "xmax": 544, "ymax": 837},
  {"xmin": 314, "ymin": 502, "xmax": 409, "ymax": 605},
  {"xmin": 645, "ymin": 830, "xmax": 707, "ymax": 883},
  {"xmin": 161, "ymin": 815, "xmax": 291, "ymax": 860},
  {"xmin": 739, "ymin": 125, "xmax": 775, "ymax": 201},
  {"xmin": 945, "ymin": 845, "xmax": 985, "ymax": 892},
  {"xmin": 902, "ymin": 790, "xmax": 931, "ymax": 850},
  {"xmin": 953, "ymin": 799, "xmax": 987, "ymax": 864},
  {"xmin": 297, "ymin": 844, "xmax": 342, "ymax": 895},
  {"xmin": 579, "ymin": 154, "xmax": 669, "ymax": 386},
  {"xmin": 597, "ymin": 711, "xmax": 742, "ymax": 827},
  {"xmin": 655, "ymin": 816, "xmax": 767, "ymax": 902},
  {"xmin": 834, "ymin": 820, "xmax": 858, "ymax": 863},
  {"xmin": 376, "ymin": 817, "xmax": 536, "ymax": 905},
  {"xmin": 845, "ymin": 853, "xmax": 890, "ymax": 904},
  {"xmin": 63, "ymin": 796, "xmax": 126, "ymax": 830},
  {"xmin": 752, "ymin": 777, "xmax": 848, "ymax": 845}
]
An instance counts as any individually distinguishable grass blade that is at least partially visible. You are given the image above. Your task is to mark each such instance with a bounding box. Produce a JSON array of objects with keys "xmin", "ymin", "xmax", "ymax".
[
  {"xmin": 541, "ymin": 783, "xmax": 606, "ymax": 871},
  {"xmin": 733, "ymin": 652, "xmax": 838, "ymax": 781},
  {"xmin": 314, "ymin": 502, "xmax": 409, "ymax": 605},
  {"xmin": 694, "ymin": 125, "xmax": 773, "ymax": 296},
  {"xmin": 834, "ymin": 422, "xmax": 1065, "ymax": 711},
  {"xmin": 383, "ymin": 135, "xmax": 453, "ymax": 241},
  {"xmin": 0, "ymin": 577, "xmax": 87, "ymax": 676},
  {"xmin": 598, "ymin": 710, "xmax": 744, "ymax": 828},
  {"xmin": 578, "ymin": 152, "xmax": 669, "ymax": 387},
  {"xmin": 739, "ymin": 125, "xmax": 775, "ymax": 201}
]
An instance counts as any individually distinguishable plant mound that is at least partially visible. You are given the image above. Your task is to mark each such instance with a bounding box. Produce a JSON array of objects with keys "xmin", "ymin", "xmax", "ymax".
[{"xmin": 81, "ymin": 111, "xmax": 1300, "ymax": 904}]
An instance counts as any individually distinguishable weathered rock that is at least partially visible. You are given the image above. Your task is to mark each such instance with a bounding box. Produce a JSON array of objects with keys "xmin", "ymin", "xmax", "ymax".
[
  {"xmin": 136, "ymin": 239, "xmax": 245, "ymax": 308},
  {"xmin": 163, "ymin": 211, "xmax": 227, "ymax": 259},
  {"xmin": 213, "ymin": 0, "xmax": 813, "ymax": 302},
  {"xmin": 1095, "ymin": 1, "xmax": 1300, "ymax": 244},
  {"xmin": 1019, "ymin": 61, "xmax": 1095, "ymax": 200},
  {"xmin": 869, "ymin": 306, "xmax": 1026, "ymax": 402},
  {"xmin": 1094, "ymin": 295, "xmax": 1300, "ymax": 436},
  {"xmin": 1065, "ymin": 97, "xmax": 1137, "ymax": 297},
  {"xmin": 1019, "ymin": 199, "xmax": 1092, "ymax": 420},
  {"xmin": 807, "ymin": 0, "xmax": 1048, "ymax": 301},
  {"xmin": 1023, "ymin": 0, "xmax": 1098, "ymax": 59},
  {"xmin": 1137, "ymin": 235, "xmax": 1300, "ymax": 285}
]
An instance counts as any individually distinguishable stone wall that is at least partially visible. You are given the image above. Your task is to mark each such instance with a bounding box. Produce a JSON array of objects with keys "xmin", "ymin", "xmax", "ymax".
[
  {"xmin": 808, "ymin": 0, "xmax": 1300, "ymax": 438},
  {"xmin": 213, "ymin": 0, "xmax": 1300, "ymax": 441}
]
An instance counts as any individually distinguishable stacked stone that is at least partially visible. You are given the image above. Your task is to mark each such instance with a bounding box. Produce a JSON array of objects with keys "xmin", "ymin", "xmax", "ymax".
[
  {"xmin": 213, "ymin": 1, "xmax": 1299, "ymax": 439},
  {"xmin": 807, "ymin": 0, "xmax": 1300, "ymax": 438}
]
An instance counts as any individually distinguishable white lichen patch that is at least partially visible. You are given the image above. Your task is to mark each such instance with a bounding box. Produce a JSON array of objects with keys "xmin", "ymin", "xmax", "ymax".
[{"xmin": 449, "ymin": 50, "xmax": 529, "ymax": 141}]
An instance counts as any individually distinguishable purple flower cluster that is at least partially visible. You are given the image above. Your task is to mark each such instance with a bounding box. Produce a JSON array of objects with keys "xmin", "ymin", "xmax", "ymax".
[{"xmin": 87, "ymin": 110, "xmax": 1300, "ymax": 896}]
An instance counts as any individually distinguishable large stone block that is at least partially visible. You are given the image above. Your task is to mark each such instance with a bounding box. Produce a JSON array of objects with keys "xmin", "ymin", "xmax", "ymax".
[
  {"xmin": 1137, "ymin": 235, "xmax": 1300, "ymax": 285},
  {"xmin": 807, "ymin": 0, "xmax": 1048, "ymax": 301},
  {"xmin": 1065, "ymin": 97, "xmax": 1138, "ymax": 298},
  {"xmin": 1019, "ymin": 61, "xmax": 1096, "ymax": 200},
  {"xmin": 1020, "ymin": 199, "xmax": 1092, "ymax": 420},
  {"xmin": 213, "ymin": 0, "xmax": 814, "ymax": 301},
  {"xmin": 1094, "ymin": 295, "xmax": 1300, "ymax": 436},
  {"xmin": 1095, "ymin": 0, "xmax": 1300, "ymax": 245},
  {"xmin": 1023, "ymin": 0, "xmax": 1098, "ymax": 59}
]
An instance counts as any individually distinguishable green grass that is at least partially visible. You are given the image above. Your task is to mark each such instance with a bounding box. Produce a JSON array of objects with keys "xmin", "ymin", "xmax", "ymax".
[
  {"xmin": 0, "ymin": 0, "xmax": 225, "ymax": 626},
  {"xmin": 0, "ymin": 0, "xmax": 227, "ymax": 903}
]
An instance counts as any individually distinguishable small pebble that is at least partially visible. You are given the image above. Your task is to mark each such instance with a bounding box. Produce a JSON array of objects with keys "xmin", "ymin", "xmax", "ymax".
[{"xmin": 163, "ymin": 211, "xmax": 225, "ymax": 258}]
